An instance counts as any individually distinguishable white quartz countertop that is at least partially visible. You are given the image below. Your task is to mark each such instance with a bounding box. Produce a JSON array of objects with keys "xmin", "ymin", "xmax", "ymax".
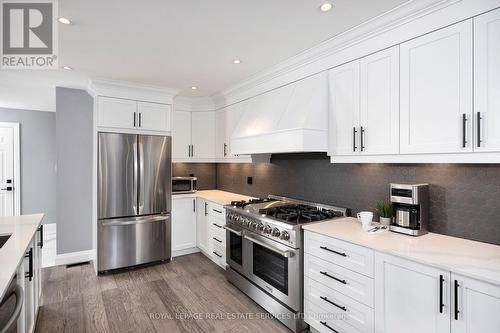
[
  {"xmin": 172, "ymin": 190, "xmax": 255, "ymax": 206},
  {"xmin": 303, "ymin": 217, "xmax": 500, "ymax": 286},
  {"xmin": 0, "ymin": 214, "xmax": 44, "ymax": 301}
]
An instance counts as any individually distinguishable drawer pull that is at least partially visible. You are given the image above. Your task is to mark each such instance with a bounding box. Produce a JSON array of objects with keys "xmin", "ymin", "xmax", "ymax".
[
  {"xmin": 320, "ymin": 271, "xmax": 347, "ymax": 285},
  {"xmin": 320, "ymin": 246, "xmax": 347, "ymax": 257},
  {"xmin": 213, "ymin": 237, "xmax": 222, "ymax": 243},
  {"xmin": 320, "ymin": 321, "xmax": 339, "ymax": 333},
  {"xmin": 212, "ymin": 223, "xmax": 223, "ymax": 228},
  {"xmin": 213, "ymin": 251, "xmax": 222, "ymax": 258},
  {"xmin": 213, "ymin": 209, "xmax": 223, "ymax": 214},
  {"xmin": 320, "ymin": 296, "xmax": 346, "ymax": 311}
]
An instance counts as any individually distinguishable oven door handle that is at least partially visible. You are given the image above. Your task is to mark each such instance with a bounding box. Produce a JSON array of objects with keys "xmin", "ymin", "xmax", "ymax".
[
  {"xmin": 244, "ymin": 235, "xmax": 293, "ymax": 258},
  {"xmin": 223, "ymin": 225, "xmax": 243, "ymax": 236}
]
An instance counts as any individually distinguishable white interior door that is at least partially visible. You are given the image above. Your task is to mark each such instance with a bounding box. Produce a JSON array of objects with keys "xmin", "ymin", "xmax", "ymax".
[
  {"xmin": 474, "ymin": 8, "xmax": 500, "ymax": 152},
  {"xmin": 400, "ymin": 20, "xmax": 473, "ymax": 154},
  {"xmin": 0, "ymin": 124, "xmax": 17, "ymax": 216}
]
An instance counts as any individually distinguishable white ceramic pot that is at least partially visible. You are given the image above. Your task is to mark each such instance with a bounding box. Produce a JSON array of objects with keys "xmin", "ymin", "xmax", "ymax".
[{"xmin": 379, "ymin": 217, "xmax": 392, "ymax": 226}]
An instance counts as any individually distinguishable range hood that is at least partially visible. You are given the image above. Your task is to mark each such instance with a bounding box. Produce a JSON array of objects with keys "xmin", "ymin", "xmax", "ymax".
[{"xmin": 229, "ymin": 72, "xmax": 329, "ymax": 155}]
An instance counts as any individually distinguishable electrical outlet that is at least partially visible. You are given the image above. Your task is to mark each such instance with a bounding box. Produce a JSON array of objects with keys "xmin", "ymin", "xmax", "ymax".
[{"xmin": 247, "ymin": 176, "xmax": 253, "ymax": 185}]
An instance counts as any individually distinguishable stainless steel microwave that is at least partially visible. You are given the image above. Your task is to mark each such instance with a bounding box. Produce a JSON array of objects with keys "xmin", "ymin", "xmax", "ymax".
[{"xmin": 172, "ymin": 176, "xmax": 197, "ymax": 194}]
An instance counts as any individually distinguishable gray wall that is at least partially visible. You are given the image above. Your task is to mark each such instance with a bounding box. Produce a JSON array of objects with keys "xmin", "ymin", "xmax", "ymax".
[
  {"xmin": 217, "ymin": 154, "xmax": 500, "ymax": 245},
  {"xmin": 0, "ymin": 108, "xmax": 56, "ymax": 224},
  {"xmin": 173, "ymin": 163, "xmax": 217, "ymax": 190},
  {"xmin": 56, "ymin": 88, "xmax": 93, "ymax": 255}
]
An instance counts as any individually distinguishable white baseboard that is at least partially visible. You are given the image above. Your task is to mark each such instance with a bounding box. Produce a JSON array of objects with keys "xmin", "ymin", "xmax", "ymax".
[
  {"xmin": 55, "ymin": 249, "xmax": 95, "ymax": 266},
  {"xmin": 172, "ymin": 247, "xmax": 200, "ymax": 258}
]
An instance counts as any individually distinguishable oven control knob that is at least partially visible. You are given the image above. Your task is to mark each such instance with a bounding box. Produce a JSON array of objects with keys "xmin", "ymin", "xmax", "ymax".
[
  {"xmin": 280, "ymin": 231, "xmax": 290, "ymax": 241},
  {"xmin": 271, "ymin": 228, "xmax": 281, "ymax": 237},
  {"xmin": 264, "ymin": 225, "xmax": 272, "ymax": 234},
  {"xmin": 251, "ymin": 221, "xmax": 259, "ymax": 230},
  {"xmin": 242, "ymin": 217, "xmax": 249, "ymax": 226},
  {"xmin": 256, "ymin": 223, "xmax": 264, "ymax": 231}
]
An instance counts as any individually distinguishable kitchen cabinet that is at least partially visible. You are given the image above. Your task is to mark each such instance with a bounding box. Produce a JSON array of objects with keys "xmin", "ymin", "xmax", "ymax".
[
  {"xmin": 172, "ymin": 111, "xmax": 216, "ymax": 162},
  {"xmin": 374, "ymin": 253, "xmax": 450, "ymax": 333},
  {"xmin": 196, "ymin": 198, "xmax": 209, "ymax": 254},
  {"xmin": 451, "ymin": 273, "xmax": 500, "ymax": 333},
  {"xmin": 215, "ymin": 103, "xmax": 252, "ymax": 162},
  {"xmin": 171, "ymin": 198, "xmax": 197, "ymax": 256},
  {"xmin": 97, "ymin": 97, "xmax": 172, "ymax": 133},
  {"xmin": 473, "ymin": 8, "xmax": 500, "ymax": 152},
  {"xmin": 329, "ymin": 46, "xmax": 399, "ymax": 157},
  {"xmin": 400, "ymin": 20, "xmax": 473, "ymax": 154}
]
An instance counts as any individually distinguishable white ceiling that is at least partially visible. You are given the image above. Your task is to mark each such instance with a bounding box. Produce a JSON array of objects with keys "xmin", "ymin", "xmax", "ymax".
[{"xmin": 0, "ymin": 0, "xmax": 408, "ymax": 111}]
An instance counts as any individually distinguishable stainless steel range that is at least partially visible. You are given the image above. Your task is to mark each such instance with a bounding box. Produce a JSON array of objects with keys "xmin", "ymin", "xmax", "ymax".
[{"xmin": 223, "ymin": 195, "xmax": 347, "ymax": 332}]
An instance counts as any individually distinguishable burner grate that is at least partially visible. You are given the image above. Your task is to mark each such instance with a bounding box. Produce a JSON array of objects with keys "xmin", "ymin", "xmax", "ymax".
[{"xmin": 259, "ymin": 204, "xmax": 342, "ymax": 223}]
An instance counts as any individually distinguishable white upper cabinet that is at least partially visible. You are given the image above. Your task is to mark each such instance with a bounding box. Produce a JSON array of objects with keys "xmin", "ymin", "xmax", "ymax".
[
  {"xmin": 172, "ymin": 110, "xmax": 191, "ymax": 160},
  {"xmin": 214, "ymin": 102, "xmax": 252, "ymax": 162},
  {"xmin": 191, "ymin": 111, "xmax": 215, "ymax": 160},
  {"xmin": 360, "ymin": 46, "xmax": 400, "ymax": 155},
  {"xmin": 474, "ymin": 8, "xmax": 500, "ymax": 152},
  {"xmin": 97, "ymin": 97, "xmax": 137, "ymax": 130},
  {"xmin": 137, "ymin": 102, "xmax": 171, "ymax": 132},
  {"xmin": 451, "ymin": 273, "xmax": 500, "ymax": 333},
  {"xmin": 97, "ymin": 97, "xmax": 171, "ymax": 133},
  {"xmin": 329, "ymin": 46, "xmax": 399, "ymax": 157},
  {"xmin": 215, "ymin": 109, "xmax": 226, "ymax": 160},
  {"xmin": 328, "ymin": 61, "xmax": 360, "ymax": 156},
  {"xmin": 400, "ymin": 20, "xmax": 473, "ymax": 154}
]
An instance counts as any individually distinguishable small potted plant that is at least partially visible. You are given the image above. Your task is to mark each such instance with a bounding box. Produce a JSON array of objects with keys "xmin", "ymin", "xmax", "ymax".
[{"xmin": 376, "ymin": 201, "xmax": 392, "ymax": 226}]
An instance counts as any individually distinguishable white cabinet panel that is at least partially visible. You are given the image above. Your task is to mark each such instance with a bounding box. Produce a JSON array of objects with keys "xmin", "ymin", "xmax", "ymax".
[
  {"xmin": 474, "ymin": 8, "xmax": 500, "ymax": 152},
  {"xmin": 196, "ymin": 198, "xmax": 209, "ymax": 254},
  {"xmin": 191, "ymin": 112, "xmax": 215, "ymax": 160},
  {"xmin": 328, "ymin": 61, "xmax": 360, "ymax": 156},
  {"xmin": 172, "ymin": 111, "xmax": 191, "ymax": 160},
  {"xmin": 400, "ymin": 20, "xmax": 473, "ymax": 154},
  {"xmin": 215, "ymin": 109, "xmax": 226, "ymax": 160},
  {"xmin": 97, "ymin": 97, "xmax": 137, "ymax": 130},
  {"xmin": 451, "ymin": 273, "xmax": 500, "ymax": 333},
  {"xmin": 360, "ymin": 46, "xmax": 400, "ymax": 155},
  {"xmin": 375, "ymin": 253, "xmax": 450, "ymax": 333},
  {"xmin": 171, "ymin": 198, "xmax": 197, "ymax": 253},
  {"xmin": 137, "ymin": 102, "xmax": 171, "ymax": 132}
]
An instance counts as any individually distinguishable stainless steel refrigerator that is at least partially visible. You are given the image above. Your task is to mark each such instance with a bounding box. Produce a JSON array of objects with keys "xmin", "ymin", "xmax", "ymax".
[{"xmin": 97, "ymin": 132, "xmax": 171, "ymax": 272}]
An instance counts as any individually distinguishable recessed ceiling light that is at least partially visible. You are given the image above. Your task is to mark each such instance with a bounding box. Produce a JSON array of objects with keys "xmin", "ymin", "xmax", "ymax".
[
  {"xmin": 191, "ymin": 86, "xmax": 198, "ymax": 90},
  {"xmin": 62, "ymin": 66, "xmax": 73, "ymax": 70},
  {"xmin": 320, "ymin": 3, "xmax": 333, "ymax": 12},
  {"xmin": 233, "ymin": 59, "xmax": 241, "ymax": 64},
  {"xmin": 57, "ymin": 17, "xmax": 72, "ymax": 25}
]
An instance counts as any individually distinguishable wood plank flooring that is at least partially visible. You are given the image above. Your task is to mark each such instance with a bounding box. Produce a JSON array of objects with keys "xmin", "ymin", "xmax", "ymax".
[{"xmin": 35, "ymin": 253, "xmax": 293, "ymax": 333}]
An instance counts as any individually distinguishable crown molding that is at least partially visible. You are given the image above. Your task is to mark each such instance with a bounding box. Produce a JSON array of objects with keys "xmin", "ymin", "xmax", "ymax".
[
  {"xmin": 173, "ymin": 96, "xmax": 215, "ymax": 112},
  {"xmin": 87, "ymin": 78, "xmax": 178, "ymax": 104},
  {"xmin": 212, "ymin": 0, "xmax": 497, "ymax": 109}
]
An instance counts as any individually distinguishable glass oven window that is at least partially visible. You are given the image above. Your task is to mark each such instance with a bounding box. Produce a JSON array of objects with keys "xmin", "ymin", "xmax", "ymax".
[
  {"xmin": 253, "ymin": 244, "xmax": 288, "ymax": 295},
  {"xmin": 229, "ymin": 233, "xmax": 243, "ymax": 265}
]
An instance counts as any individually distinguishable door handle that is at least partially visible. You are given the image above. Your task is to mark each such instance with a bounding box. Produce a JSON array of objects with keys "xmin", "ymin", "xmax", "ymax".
[
  {"xmin": 213, "ymin": 251, "xmax": 222, "ymax": 258},
  {"xmin": 38, "ymin": 225, "xmax": 44, "ymax": 248},
  {"xmin": 133, "ymin": 112, "xmax": 136, "ymax": 127},
  {"xmin": 454, "ymin": 279, "xmax": 460, "ymax": 320},
  {"xmin": 24, "ymin": 248, "xmax": 33, "ymax": 281},
  {"xmin": 320, "ymin": 246, "xmax": 346, "ymax": 257},
  {"xmin": 462, "ymin": 114, "xmax": 467, "ymax": 148},
  {"xmin": 138, "ymin": 113, "xmax": 142, "ymax": 127},
  {"xmin": 223, "ymin": 225, "xmax": 242, "ymax": 236},
  {"xmin": 0, "ymin": 187, "xmax": 13, "ymax": 191},
  {"xmin": 100, "ymin": 214, "xmax": 170, "ymax": 227},
  {"xmin": 193, "ymin": 199, "xmax": 196, "ymax": 212},
  {"xmin": 439, "ymin": 275, "xmax": 444, "ymax": 313},
  {"xmin": 320, "ymin": 271, "xmax": 347, "ymax": 285},
  {"xmin": 360, "ymin": 126, "xmax": 365, "ymax": 152},
  {"xmin": 224, "ymin": 143, "xmax": 227, "ymax": 157},
  {"xmin": 320, "ymin": 296, "xmax": 346, "ymax": 311},
  {"xmin": 213, "ymin": 237, "xmax": 222, "ymax": 243},
  {"xmin": 477, "ymin": 112, "xmax": 482, "ymax": 147},
  {"xmin": 191, "ymin": 145, "xmax": 194, "ymax": 157},
  {"xmin": 204, "ymin": 202, "xmax": 208, "ymax": 216},
  {"xmin": 353, "ymin": 127, "xmax": 357, "ymax": 152},
  {"xmin": 320, "ymin": 321, "xmax": 339, "ymax": 333},
  {"xmin": 244, "ymin": 235, "xmax": 293, "ymax": 258}
]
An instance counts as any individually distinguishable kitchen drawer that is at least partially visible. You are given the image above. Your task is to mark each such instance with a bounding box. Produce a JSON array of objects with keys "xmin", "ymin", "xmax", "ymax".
[
  {"xmin": 209, "ymin": 216, "xmax": 225, "ymax": 237},
  {"xmin": 210, "ymin": 241, "xmax": 226, "ymax": 267},
  {"xmin": 305, "ymin": 253, "xmax": 374, "ymax": 307},
  {"xmin": 305, "ymin": 231, "xmax": 374, "ymax": 278},
  {"xmin": 305, "ymin": 276, "xmax": 374, "ymax": 333},
  {"xmin": 210, "ymin": 229, "xmax": 225, "ymax": 245},
  {"xmin": 305, "ymin": 300, "xmax": 362, "ymax": 333},
  {"xmin": 207, "ymin": 202, "xmax": 225, "ymax": 218}
]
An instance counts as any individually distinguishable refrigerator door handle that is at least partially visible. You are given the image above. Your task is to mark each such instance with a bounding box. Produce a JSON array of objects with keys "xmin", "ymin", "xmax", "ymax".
[
  {"xmin": 137, "ymin": 138, "xmax": 144, "ymax": 215},
  {"xmin": 133, "ymin": 137, "xmax": 139, "ymax": 215},
  {"xmin": 100, "ymin": 214, "xmax": 170, "ymax": 227}
]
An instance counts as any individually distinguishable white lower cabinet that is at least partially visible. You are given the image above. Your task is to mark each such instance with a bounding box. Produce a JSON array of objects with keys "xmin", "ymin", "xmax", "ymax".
[
  {"xmin": 451, "ymin": 273, "xmax": 500, "ymax": 333},
  {"xmin": 196, "ymin": 198, "xmax": 209, "ymax": 254},
  {"xmin": 171, "ymin": 198, "xmax": 197, "ymax": 256}
]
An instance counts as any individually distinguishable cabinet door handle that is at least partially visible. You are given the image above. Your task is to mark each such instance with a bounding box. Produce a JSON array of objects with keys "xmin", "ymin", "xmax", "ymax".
[
  {"xmin": 320, "ymin": 321, "xmax": 339, "ymax": 333},
  {"xmin": 320, "ymin": 246, "xmax": 346, "ymax": 257},
  {"xmin": 320, "ymin": 296, "xmax": 346, "ymax": 311},
  {"xmin": 212, "ymin": 251, "xmax": 222, "ymax": 258},
  {"xmin": 204, "ymin": 202, "xmax": 208, "ymax": 216},
  {"xmin": 360, "ymin": 126, "xmax": 365, "ymax": 152},
  {"xmin": 224, "ymin": 143, "xmax": 227, "ymax": 157},
  {"xmin": 462, "ymin": 114, "xmax": 467, "ymax": 148},
  {"xmin": 213, "ymin": 209, "xmax": 222, "ymax": 214},
  {"xmin": 212, "ymin": 223, "xmax": 222, "ymax": 229},
  {"xmin": 138, "ymin": 113, "xmax": 142, "ymax": 128},
  {"xmin": 320, "ymin": 271, "xmax": 347, "ymax": 285},
  {"xmin": 133, "ymin": 112, "xmax": 136, "ymax": 127},
  {"xmin": 38, "ymin": 224, "xmax": 43, "ymax": 248},
  {"xmin": 477, "ymin": 112, "xmax": 482, "ymax": 147},
  {"xmin": 188, "ymin": 145, "xmax": 191, "ymax": 157},
  {"xmin": 439, "ymin": 275, "xmax": 444, "ymax": 313},
  {"xmin": 191, "ymin": 144, "xmax": 194, "ymax": 157},
  {"xmin": 213, "ymin": 237, "xmax": 222, "ymax": 243},
  {"xmin": 353, "ymin": 127, "xmax": 357, "ymax": 152},
  {"xmin": 454, "ymin": 280, "xmax": 460, "ymax": 320},
  {"xmin": 24, "ymin": 248, "xmax": 33, "ymax": 281},
  {"xmin": 193, "ymin": 199, "xmax": 196, "ymax": 212}
]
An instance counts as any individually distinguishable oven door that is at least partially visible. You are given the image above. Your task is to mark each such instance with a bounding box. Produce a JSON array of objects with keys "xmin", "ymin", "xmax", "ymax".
[
  {"xmin": 224, "ymin": 224, "xmax": 247, "ymax": 275},
  {"xmin": 245, "ymin": 233, "xmax": 301, "ymax": 311}
]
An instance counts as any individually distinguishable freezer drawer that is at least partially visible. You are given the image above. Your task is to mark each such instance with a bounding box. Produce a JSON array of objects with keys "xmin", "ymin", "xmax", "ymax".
[{"xmin": 97, "ymin": 214, "xmax": 171, "ymax": 272}]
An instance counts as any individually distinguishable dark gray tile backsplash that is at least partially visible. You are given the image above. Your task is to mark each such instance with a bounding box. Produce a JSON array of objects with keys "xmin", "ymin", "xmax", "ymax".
[
  {"xmin": 173, "ymin": 163, "xmax": 217, "ymax": 190},
  {"xmin": 216, "ymin": 153, "xmax": 500, "ymax": 245}
]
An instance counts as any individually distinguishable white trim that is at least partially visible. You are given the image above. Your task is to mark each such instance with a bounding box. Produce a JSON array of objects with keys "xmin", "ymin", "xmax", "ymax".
[
  {"xmin": 0, "ymin": 122, "xmax": 21, "ymax": 216},
  {"xmin": 329, "ymin": 152, "xmax": 500, "ymax": 164},
  {"xmin": 54, "ymin": 249, "xmax": 94, "ymax": 266},
  {"xmin": 172, "ymin": 247, "xmax": 200, "ymax": 258}
]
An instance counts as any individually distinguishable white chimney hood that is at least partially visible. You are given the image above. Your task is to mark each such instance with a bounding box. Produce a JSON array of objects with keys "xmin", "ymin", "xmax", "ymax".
[{"xmin": 229, "ymin": 72, "xmax": 329, "ymax": 155}]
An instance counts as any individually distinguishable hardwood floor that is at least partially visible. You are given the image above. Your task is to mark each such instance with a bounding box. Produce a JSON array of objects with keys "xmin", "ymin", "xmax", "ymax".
[{"xmin": 35, "ymin": 253, "xmax": 293, "ymax": 333}]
